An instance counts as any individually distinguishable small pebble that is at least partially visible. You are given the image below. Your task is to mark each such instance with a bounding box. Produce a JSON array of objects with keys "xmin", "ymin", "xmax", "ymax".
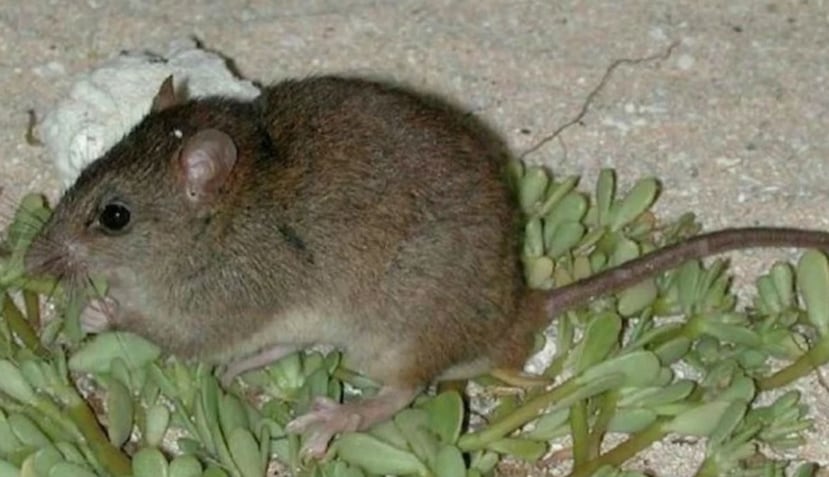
[{"xmin": 677, "ymin": 54, "xmax": 695, "ymax": 70}]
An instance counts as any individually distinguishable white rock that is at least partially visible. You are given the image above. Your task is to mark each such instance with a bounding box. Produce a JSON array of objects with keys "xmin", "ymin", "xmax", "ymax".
[{"xmin": 41, "ymin": 38, "xmax": 262, "ymax": 187}]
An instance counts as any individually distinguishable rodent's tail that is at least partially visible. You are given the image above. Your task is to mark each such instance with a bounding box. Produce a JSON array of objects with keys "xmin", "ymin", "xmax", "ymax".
[{"xmin": 546, "ymin": 227, "xmax": 829, "ymax": 316}]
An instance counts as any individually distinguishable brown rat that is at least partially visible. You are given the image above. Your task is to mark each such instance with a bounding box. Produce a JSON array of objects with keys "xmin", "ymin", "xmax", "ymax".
[{"xmin": 24, "ymin": 75, "xmax": 829, "ymax": 456}]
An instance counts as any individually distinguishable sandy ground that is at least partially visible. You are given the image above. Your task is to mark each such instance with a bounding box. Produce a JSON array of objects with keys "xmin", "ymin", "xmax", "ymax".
[{"xmin": 1, "ymin": 1, "xmax": 828, "ymax": 475}]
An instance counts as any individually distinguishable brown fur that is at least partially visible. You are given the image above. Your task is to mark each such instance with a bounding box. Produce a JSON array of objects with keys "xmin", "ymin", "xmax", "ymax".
[
  {"xmin": 26, "ymin": 76, "xmax": 541, "ymax": 389},
  {"xmin": 25, "ymin": 75, "xmax": 829, "ymax": 395}
]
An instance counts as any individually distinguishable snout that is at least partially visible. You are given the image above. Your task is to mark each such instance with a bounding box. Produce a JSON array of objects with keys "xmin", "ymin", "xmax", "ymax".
[
  {"xmin": 23, "ymin": 233, "xmax": 68, "ymax": 279},
  {"xmin": 23, "ymin": 235, "xmax": 52, "ymax": 277}
]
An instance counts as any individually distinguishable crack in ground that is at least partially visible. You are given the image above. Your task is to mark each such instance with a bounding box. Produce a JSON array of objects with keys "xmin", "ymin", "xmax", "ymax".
[{"xmin": 519, "ymin": 40, "xmax": 680, "ymax": 161}]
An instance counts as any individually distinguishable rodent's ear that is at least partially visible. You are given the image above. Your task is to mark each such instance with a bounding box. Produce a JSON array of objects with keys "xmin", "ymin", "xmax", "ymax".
[
  {"xmin": 151, "ymin": 75, "xmax": 178, "ymax": 113},
  {"xmin": 177, "ymin": 129, "xmax": 238, "ymax": 203}
]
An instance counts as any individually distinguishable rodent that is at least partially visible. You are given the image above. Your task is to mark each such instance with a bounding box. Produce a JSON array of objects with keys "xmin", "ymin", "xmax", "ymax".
[{"xmin": 23, "ymin": 75, "xmax": 829, "ymax": 457}]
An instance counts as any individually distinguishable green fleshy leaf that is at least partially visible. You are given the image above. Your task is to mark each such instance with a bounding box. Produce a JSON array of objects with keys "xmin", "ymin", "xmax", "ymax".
[
  {"xmin": 608, "ymin": 178, "xmax": 658, "ymax": 232},
  {"xmin": 105, "ymin": 376, "xmax": 134, "ymax": 447},
  {"xmin": 545, "ymin": 193, "xmax": 589, "ymax": 232},
  {"xmin": 132, "ymin": 447, "xmax": 169, "ymax": 477},
  {"xmin": 335, "ymin": 432, "xmax": 429, "ymax": 476},
  {"xmin": 30, "ymin": 446, "xmax": 63, "ymax": 477},
  {"xmin": 469, "ymin": 451, "xmax": 499, "ymax": 474},
  {"xmin": 607, "ymin": 408, "xmax": 657, "ymax": 433},
  {"xmin": 574, "ymin": 312, "xmax": 622, "ymax": 373},
  {"xmin": 617, "ymin": 279, "xmax": 658, "ymax": 317},
  {"xmin": 176, "ymin": 438, "xmax": 202, "ymax": 456},
  {"xmin": 168, "ymin": 455, "xmax": 203, "ymax": 477},
  {"xmin": 577, "ymin": 350, "xmax": 661, "ymax": 388},
  {"xmin": 757, "ymin": 276, "xmax": 781, "ymax": 314},
  {"xmin": 6, "ymin": 193, "xmax": 50, "ymax": 253},
  {"xmin": 433, "ymin": 445, "xmax": 466, "ymax": 477},
  {"xmin": 544, "ymin": 221, "xmax": 586, "ymax": 258},
  {"xmin": 676, "ymin": 260, "xmax": 702, "ymax": 313},
  {"xmin": 0, "ymin": 412, "xmax": 22, "ymax": 454},
  {"xmin": 394, "ymin": 409, "xmax": 439, "ymax": 466},
  {"xmin": 595, "ymin": 169, "xmax": 615, "ymax": 226},
  {"xmin": 525, "ymin": 256, "xmax": 554, "ymax": 289},
  {"xmin": 148, "ymin": 364, "xmax": 179, "ymax": 400},
  {"xmin": 369, "ymin": 420, "xmax": 409, "ymax": 449},
  {"xmin": 327, "ymin": 461, "xmax": 366, "ymax": 477},
  {"xmin": 68, "ymin": 332, "xmax": 160, "ymax": 374},
  {"xmin": 303, "ymin": 352, "xmax": 325, "ymax": 376},
  {"xmin": 0, "ymin": 360, "xmax": 35, "ymax": 403},
  {"xmin": 0, "ymin": 460, "xmax": 17, "ymax": 477},
  {"xmin": 572, "ymin": 255, "xmax": 593, "ymax": 281},
  {"xmin": 537, "ymin": 176, "xmax": 579, "ymax": 217},
  {"xmin": 665, "ymin": 400, "xmax": 743, "ymax": 437},
  {"xmin": 54, "ymin": 442, "xmax": 85, "ymax": 465},
  {"xmin": 144, "ymin": 404, "xmax": 171, "ymax": 448},
  {"xmin": 577, "ymin": 227, "xmax": 607, "ymax": 256},
  {"xmin": 610, "ymin": 236, "xmax": 640, "ymax": 266},
  {"xmin": 716, "ymin": 375, "xmax": 756, "ymax": 403},
  {"xmin": 698, "ymin": 320, "xmax": 761, "ymax": 347},
  {"xmin": 219, "ymin": 393, "xmax": 250, "ymax": 440},
  {"xmin": 523, "ymin": 407, "xmax": 570, "ymax": 441},
  {"xmin": 257, "ymin": 422, "xmax": 270, "ymax": 475},
  {"xmin": 770, "ymin": 262, "xmax": 795, "ymax": 309},
  {"xmin": 796, "ymin": 250, "xmax": 829, "ymax": 335},
  {"xmin": 486, "ymin": 437, "xmax": 547, "ymax": 462},
  {"xmin": 618, "ymin": 380, "xmax": 695, "ymax": 408},
  {"xmin": 7, "ymin": 414, "xmax": 50, "ymax": 447},
  {"xmin": 518, "ymin": 166, "xmax": 550, "ymax": 214},
  {"xmin": 19, "ymin": 360, "xmax": 47, "ymax": 393},
  {"xmin": 505, "ymin": 159, "xmax": 524, "ymax": 190},
  {"xmin": 560, "ymin": 374, "xmax": 626, "ymax": 410},
  {"xmin": 202, "ymin": 466, "xmax": 230, "ymax": 477},
  {"xmin": 708, "ymin": 400, "xmax": 749, "ymax": 446},
  {"xmin": 228, "ymin": 428, "xmax": 264, "ymax": 477},
  {"xmin": 267, "ymin": 352, "xmax": 303, "ymax": 391},
  {"xmin": 47, "ymin": 462, "xmax": 97, "ymax": 477},
  {"xmin": 420, "ymin": 391, "xmax": 464, "ymax": 445},
  {"xmin": 653, "ymin": 336, "xmax": 692, "ymax": 365},
  {"xmin": 198, "ymin": 376, "xmax": 234, "ymax": 468},
  {"xmin": 110, "ymin": 357, "xmax": 133, "ymax": 390},
  {"xmin": 523, "ymin": 219, "xmax": 544, "ymax": 258}
]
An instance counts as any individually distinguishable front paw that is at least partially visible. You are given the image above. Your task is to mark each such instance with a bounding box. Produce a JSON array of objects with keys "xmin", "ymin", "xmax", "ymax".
[{"xmin": 81, "ymin": 297, "xmax": 118, "ymax": 333}]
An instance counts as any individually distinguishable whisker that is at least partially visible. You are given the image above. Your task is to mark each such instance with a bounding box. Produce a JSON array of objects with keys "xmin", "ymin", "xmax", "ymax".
[
  {"xmin": 49, "ymin": 272, "xmax": 64, "ymax": 299},
  {"xmin": 0, "ymin": 193, "xmax": 51, "ymax": 224},
  {"xmin": 85, "ymin": 274, "xmax": 106, "ymax": 302}
]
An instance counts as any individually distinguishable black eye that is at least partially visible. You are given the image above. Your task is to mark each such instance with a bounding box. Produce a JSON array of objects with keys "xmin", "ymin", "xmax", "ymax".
[{"xmin": 98, "ymin": 202, "xmax": 132, "ymax": 233}]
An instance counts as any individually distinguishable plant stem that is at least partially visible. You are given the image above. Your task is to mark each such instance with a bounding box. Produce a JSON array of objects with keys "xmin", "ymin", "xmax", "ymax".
[
  {"xmin": 569, "ymin": 419, "xmax": 668, "ymax": 477},
  {"xmin": 458, "ymin": 378, "xmax": 580, "ymax": 451},
  {"xmin": 33, "ymin": 397, "xmax": 86, "ymax": 442},
  {"xmin": 2, "ymin": 292, "xmax": 49, "ymax": 358},
  {"xmin": 570, "ymin": 400, "xmax": 589, "ymax": 467},
  {"xmin": 23, "ymin": 289, "xmax": 40, "ymax": 329},
  {"xmin": 64, "ymin": 386, "xmax": 132, "ymax": 476},
  {"xmin": 587, "ymin": 390, "xmax": 617, "ymax": 459},
  {"xmin": 757, "ymin": 335, "xmax": 829, "ymax": 390}
]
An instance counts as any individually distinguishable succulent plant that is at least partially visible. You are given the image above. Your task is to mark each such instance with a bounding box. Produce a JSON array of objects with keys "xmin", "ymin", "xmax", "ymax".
[{"xmin": 0, "ymin": 162, "xmax": 827, "ymax": 477}]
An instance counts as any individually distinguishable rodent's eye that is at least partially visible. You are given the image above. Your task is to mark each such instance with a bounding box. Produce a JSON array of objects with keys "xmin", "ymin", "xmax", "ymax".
[{"xmin": 97, "ymin": 201, "xmax": 132, "ymax": 234}]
